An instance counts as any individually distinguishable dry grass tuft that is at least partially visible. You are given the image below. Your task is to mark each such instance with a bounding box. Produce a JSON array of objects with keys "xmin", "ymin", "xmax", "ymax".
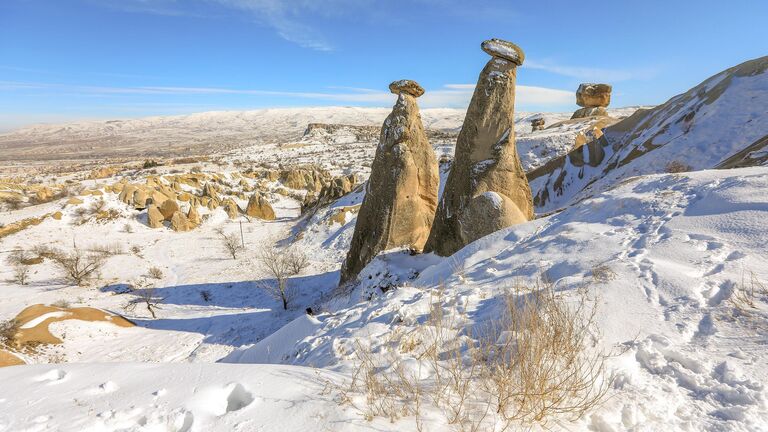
[{"xmin": 330, "ymin": 280, "xmax": 614, "ymax": 430}]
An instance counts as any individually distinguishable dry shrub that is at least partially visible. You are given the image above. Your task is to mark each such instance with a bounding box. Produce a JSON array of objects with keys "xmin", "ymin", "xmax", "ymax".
[
  {"xmin": 591, "ymin": 264, "xmax": 617, "ymax": 283},
  {"xmin": 48, "ymin": 246, "xmax": 106, "ymax": 286},
  {"xmin": 147, "ymin": 266, "xmax": 164, "ymax": 280},
  {"xmin": 87, "ymin": 242, "xmax": 125, "ymax": 256},
  {"xmin": 332, "ymin": 281, "xmax": 614, "ymax": 430},
  {"xmin": 257, "ymin": 247, "xmax": 310, "ymax": 310},
  {"xmin": 665, "ymin": 160, "xmax": 692, "ymax": 173},
  {"xmin": 0, "ymin": 319, "xmax": 21, "ymax": 348},
  {"xmin": 724, "ymin": 273, "xmax": 768, "ymax": 331}
]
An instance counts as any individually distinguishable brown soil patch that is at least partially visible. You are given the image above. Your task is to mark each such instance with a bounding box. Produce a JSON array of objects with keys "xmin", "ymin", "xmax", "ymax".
[
  {"xmin": 13, "ymin": 304, "xmax": 135, "ymax": 346},
  {"xmin": 0, "ymin": 349, "xmax": 25, "ymax": 368}
]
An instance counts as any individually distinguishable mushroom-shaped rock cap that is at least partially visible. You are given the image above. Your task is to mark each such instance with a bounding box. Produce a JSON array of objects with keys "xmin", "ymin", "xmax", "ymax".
[
  {"xmin": 389, "ymin": 80, "xmax": 425, "ymax": 98},
  {"xmin": 481, "ymin": 39, "xmax": 525, "ymax": 65}
]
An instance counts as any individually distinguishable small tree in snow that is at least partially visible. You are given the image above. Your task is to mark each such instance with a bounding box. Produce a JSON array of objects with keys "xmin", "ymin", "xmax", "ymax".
[{"xmin": 257, "ymin": 247, "xmax": 310, "ymax": 310}]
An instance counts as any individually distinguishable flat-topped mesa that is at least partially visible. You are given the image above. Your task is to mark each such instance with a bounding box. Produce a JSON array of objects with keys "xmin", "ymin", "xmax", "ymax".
[
  {"xmin": 340, "ymin": 79, "xmax": 439, "ymax": 285},
  {"xmin": 572, "ymin": 83, "xmax": 612, "ymax": 119},
  {"xmin": 424, "ymin": 39, "xmax": 534, "ymax": 257}
]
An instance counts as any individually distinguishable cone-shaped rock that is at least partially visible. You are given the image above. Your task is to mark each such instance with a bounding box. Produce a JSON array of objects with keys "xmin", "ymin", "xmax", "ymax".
[
  {"xmin": 245, "ymin": 192, "xmax": 276, "ymax": 220},
  {"xmin": 424, "ymin": 39, "xmax": 534, "ymax": 257},
  {"xmin": 339, "ymin": 80, "xmax": 439, "ymax": 284}
]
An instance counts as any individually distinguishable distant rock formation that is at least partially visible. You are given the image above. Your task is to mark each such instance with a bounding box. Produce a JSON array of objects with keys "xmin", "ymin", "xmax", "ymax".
[
  {"xmin": 245, "ymin": 192, "xmax": 276, "ymax": 220},
  {"xmin": 424, "ymin": 39, "xmax": 534, "ymax": 257},
  {"xmin": 340, "ymin": 80, "xmax": 439, "ymax": 284},
  {"xmin": 531, "ymin": 118, "xmax": 545, "ymax": 131},
  {"xmin": 571, "ymin": 83, "xmax": 612, "ymax": 119}
]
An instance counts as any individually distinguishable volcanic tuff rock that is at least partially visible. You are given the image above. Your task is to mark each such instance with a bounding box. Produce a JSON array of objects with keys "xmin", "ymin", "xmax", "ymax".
[
  {"xmin": 424, "ymin": 39, "xmax": 534, "ymax": 257},
  {"xmin": 572, "ymin": 83, "xmax": 612, "ymax": 119},
  {"xmin": 340, "ymin": 80, "xmax": 439, "ymax": 284},
  {"xmin": 245, "ymin": 192, "xmax": 276, "ymax": 220}
]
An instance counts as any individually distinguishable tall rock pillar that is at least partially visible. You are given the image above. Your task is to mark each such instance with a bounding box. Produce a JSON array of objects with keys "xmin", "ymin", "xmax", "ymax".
[
  {"xmin": 424, "ymin": 39, "xmax": 534, "ymax": 256},
  {"xmin": 340, "ymin": 80, "xmax": 439, "ymax": 284}
]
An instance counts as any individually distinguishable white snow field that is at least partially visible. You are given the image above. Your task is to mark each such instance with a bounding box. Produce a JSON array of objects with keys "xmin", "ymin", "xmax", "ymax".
[{"xmin": 1, "ymin": 166, "xmax": 767, "ymax": 431}]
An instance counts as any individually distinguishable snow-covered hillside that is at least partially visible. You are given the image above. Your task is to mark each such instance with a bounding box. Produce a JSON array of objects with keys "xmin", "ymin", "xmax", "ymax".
[{"xmin": 529, "ymin": 56, "xmax": 768, "ymax": 212}]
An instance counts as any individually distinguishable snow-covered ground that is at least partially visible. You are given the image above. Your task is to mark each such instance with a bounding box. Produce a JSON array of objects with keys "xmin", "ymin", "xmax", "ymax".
[{"xmin": 1, "ymin": 96, "xmax": 768, "ymax": 431}]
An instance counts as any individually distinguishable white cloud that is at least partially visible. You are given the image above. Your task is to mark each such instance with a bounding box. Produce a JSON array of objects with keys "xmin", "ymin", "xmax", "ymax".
[
  {"xmin": 525, "ymin": 59, "xmax": 659, "ymax": 82},
  {"xmin": 2, "ymin": 80, "xmax": 574, "ymax": 110},
  {"xmin": 420, "ymin": 84, "xmax": 573, "ymax": 108}
]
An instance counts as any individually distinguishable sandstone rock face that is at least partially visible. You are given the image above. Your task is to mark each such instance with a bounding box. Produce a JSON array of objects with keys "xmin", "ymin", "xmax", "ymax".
[
  {"xmin": 576, "ymin": 83, "xmax": 612, "ymax": 107},
  {"xmin": 301, "ymin": 174, "xmax": 357, "ymax": 213},
  {"xmin": 147, "ymin": 206, "xmax": 164, "ymax": 228},
  {"xmin": 571, "ymin": 106, "xmax": 608, "ymax": 119},
  {"xmin": 223, "ymin": 199, "xmax": 239, "ymax": 219},
  {"xmin": 245, "ymin": 192, "xmax": 276, "ymax": 220},
  {"xmin": 133, "ymin": 189, "xmax": 150, "ymax": 209},
  {"xmin": 159, "ymin": 199, "xmax": 180, "ymax": 221},
  {"xmin": 187, "ymin": 205, "xmax": 201, "ymax": 226},
  {"xmin": 170, "ymin": 211, "xmax": 190, "ymax": 232},
  {"xmin": 340, "ymin": 80, "xmax": 439, "ymax": 284},
  {"xmin": 424, "ymin": 39, "xmax": 534, "ymax": 257}
]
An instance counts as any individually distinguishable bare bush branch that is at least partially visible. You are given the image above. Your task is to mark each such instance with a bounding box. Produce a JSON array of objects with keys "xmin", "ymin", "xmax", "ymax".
[
  {"xmin": 257, "ymin": 247, "xmax": 310, "ymax": 310},
  {"xmin": 48, "ymin": 246, "xmax": 106, "ymax": 286}
]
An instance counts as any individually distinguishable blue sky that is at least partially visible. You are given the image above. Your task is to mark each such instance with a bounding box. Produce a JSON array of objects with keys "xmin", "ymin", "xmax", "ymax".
[{"xmin": 1, "ymin": 0, "xmax": 766, "ymax": 130}]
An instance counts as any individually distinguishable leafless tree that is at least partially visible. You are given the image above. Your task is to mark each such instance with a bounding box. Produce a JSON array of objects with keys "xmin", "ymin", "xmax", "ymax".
[
  {"xmin": 216, "ymin": 228, "xmax": 244, "ymax": 259},
  {"xmin": 13, "ymin": 265, "xmax": 30, "ymax": 285},
  {"xmin": 257, "ymin": 247, "xmax": 310, "ymax": 310},
  {"xmin": 48, "ymin": 246, "xmax": 105, "ymax": 286},
  {"xmin": 125, "ymin": 281, "xmax": 164, "ymax": 319}
]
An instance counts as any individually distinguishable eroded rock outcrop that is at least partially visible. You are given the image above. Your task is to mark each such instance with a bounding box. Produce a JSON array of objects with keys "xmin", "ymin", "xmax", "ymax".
[
  {"xmin": 571, "ymin": 83, "xmax": 612, "ymax": 119},
  {"xmin": 340, "ymin": 80, "xmax": 439, "ymax": 284},
  {"xmin": 424, "ymin": 39, "xmax": 534, "ymax": 257},
  {"xmin": 245, "ymin": 192, "xmax": 276, "ymax": 220}
]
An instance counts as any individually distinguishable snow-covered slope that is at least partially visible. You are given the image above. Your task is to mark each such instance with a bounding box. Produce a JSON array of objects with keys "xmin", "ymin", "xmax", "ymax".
[
  {"xmin": 529, "ymin": 56, "xmax": 768, "ymax": 212},
  {"xmin": 225, "ymin": 167, "xmax": 768, "ymax": 431}
]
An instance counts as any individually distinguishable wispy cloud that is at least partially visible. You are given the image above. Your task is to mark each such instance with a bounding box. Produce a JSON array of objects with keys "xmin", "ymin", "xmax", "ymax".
[
  {"xmin": 0, "ymin": 80, "xmax": 574, "ymax": 109},
  {"xmin": 103, "ymin": 0, "xmax": 366, "ymax": 51},
  {"xmin": 525, "ymin": 59, "xmax": 659, "ymax": 82}
]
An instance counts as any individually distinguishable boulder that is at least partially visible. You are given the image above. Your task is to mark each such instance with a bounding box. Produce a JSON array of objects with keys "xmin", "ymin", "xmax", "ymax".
[
  {"xmin": 575, "ymin": 83, "xmax": 612, "ymax": 108},
  {"xmin": 133, "ymin": 189, "xmax": 150, "ymax": 209},
  {"xmin": 147, "ymin": 206, "xmax": 164, "ymax": 228},
  {"xmin": 66, "ymin": 197, "xmax": 83, "ymax": 206},
  {"xmin": 170, "ymin": 211, "xmax": 191, "ymax": 232},
  {"xmin": 159, "ymin": 199, "xmax": 180, "ymax": 221},
  {"xmin": 187, "ymin": 205, "xmax": 201, "ymax": 226},
  {"xmin": 531, "ymin": 118, "xmax": 545, "ymax": 131},
  {"xmin": 119, "ymin": 184, "xmax": 138, "ymax": 205},
  {"xmin": 245, "ymin": 193, "xmax": 276, "ymax": 220},
  {"xmin": 340, "ymin": 79, "xmax": 439, "ymax": 284},
  {"xmin": 51, "ymin": 211, "xmax": 63, "ymax": 221},
  {"xmin": 424, "ymin": 39, "xmax": 534, "ymax": 257}
]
